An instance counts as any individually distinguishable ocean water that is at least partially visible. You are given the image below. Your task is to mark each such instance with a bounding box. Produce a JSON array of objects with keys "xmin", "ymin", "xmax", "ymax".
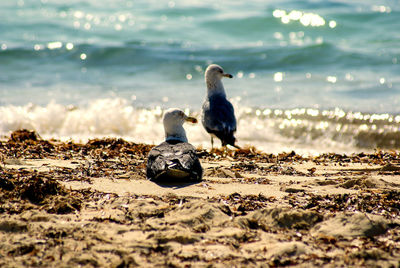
[{"xmin": 1, "ymin": 0, "xmax": 399, "ymax": 155}]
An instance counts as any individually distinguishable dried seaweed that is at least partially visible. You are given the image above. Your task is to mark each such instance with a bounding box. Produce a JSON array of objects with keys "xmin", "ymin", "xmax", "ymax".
[
  {"xmin": 288, "ymin": 190, "xmax": 400, "ymax": 219},
  {"xmin": 1, "ymin": 130, "xmax": 400, "ymax": 267}
]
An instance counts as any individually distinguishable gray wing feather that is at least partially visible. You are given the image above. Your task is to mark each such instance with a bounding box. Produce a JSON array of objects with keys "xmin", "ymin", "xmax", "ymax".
[
  {"xmin": 202, "ymin": 95, "xmax": 237, "ymax": 146},
  {"xmin": 202, "ymin": 95, "xmax": 237, "ymax": 134},
  {"xmin": 146, "ymin": 141, "xmax": 202, "ymax": 181}
]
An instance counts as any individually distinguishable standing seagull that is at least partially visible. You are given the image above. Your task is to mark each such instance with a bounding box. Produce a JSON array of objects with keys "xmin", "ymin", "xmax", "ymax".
[
  {"xmin": 146, "ymin": 108, "xmax": 203, "ymax": 182},
  {"xmin": 201, "ymin": 64, "xmax": 239, "ymax": 149}
]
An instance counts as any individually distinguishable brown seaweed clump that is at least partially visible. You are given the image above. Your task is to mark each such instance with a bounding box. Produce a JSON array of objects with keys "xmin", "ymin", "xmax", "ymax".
[
  {"xmin": 10, "ymin": 129, "xmax": 39, "ymax": 142},
  {"xmin": 20, "ymin": 175, "xmax": 66, "ymax": 204},
  {"xmin": 1, "ymin": 130, "xmax": 154, "ymax": 161},
  {"xmin": 0, "ymin": 171, "xmax": 81, "ymax": 214},
  {"xmin": 286, "ymin": 190, "xmax": 400, "ymax": 219},
  {"xmin": 3, "ymin": 129, "xmax": 400, "ymax": 167},
  {"xmin": 216, "ymin": 192, "xmax": 277, "ymax": 216}
]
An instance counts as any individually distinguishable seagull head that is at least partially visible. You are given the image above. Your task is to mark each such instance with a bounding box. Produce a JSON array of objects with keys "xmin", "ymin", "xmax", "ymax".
[
  {"xmin": 205, "ymin": 64, "xmax": 233, "ymax": 94},
  {"xmin": 163, "ymin": 108, "xmax": 197, "ymax": 142},
  {"xmin": 205, "ymin": 64, "xmax": 233, "ymax": 81}
]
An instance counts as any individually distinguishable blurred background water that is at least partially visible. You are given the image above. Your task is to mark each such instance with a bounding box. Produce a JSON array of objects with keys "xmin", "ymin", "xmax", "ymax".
[{"xmin": 1, "ymin": 0, "xmax": 399, "ymax": 154}]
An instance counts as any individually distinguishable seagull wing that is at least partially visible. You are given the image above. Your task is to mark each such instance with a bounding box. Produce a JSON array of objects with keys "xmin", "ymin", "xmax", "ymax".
[
  {"xmin": 146, "ymin": 141, "xmax": 202, "ymax": 181},
  {"xmin": 202, "ymin": 95, "xmax": 237, "ymax": 145}
]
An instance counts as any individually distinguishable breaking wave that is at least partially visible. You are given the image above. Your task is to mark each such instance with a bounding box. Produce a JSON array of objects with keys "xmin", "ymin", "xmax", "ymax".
[{"xmin": 1, "ymin": 98, "xmax": 400, "ymax": 155}]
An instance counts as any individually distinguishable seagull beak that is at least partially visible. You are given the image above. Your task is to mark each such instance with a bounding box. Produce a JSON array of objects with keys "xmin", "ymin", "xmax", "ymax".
[
  {"xmin": 185, "ymin": 116, "xmax": 198, "ymax": 124},
  {"xmin": 223, "ymin": 73, "xmax": 233, "ymax": 78}
]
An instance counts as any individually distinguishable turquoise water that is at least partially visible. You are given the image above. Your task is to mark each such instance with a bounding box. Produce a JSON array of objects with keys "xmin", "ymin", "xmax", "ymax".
[{"xmin": 1, "ymin": 0, "xmax": 400, "ymax": 153}]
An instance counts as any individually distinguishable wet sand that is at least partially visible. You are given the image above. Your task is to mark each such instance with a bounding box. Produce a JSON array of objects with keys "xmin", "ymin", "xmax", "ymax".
[{"xmin": 1, "ymin": 130, "xmax": 400, "ymax": 267}]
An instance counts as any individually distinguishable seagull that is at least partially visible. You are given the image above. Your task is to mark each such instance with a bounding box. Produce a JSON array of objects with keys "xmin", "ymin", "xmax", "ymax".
[
  {"xmin": 201, "ymin": 64, "xmax": 240, "ymax": 149},
  {"xmin": 146, "ymin": 108, "xmax": 203, "ymax": 182}
]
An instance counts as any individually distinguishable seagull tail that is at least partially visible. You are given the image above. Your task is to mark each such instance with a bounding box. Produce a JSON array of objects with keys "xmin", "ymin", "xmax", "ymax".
[
  {"xmin": 231, "ymin": 143, "xmax": 241, "ymax": 149},
  {"xmin": 223, "ymin": 135, "xmax": 241, "ymax": 149}
]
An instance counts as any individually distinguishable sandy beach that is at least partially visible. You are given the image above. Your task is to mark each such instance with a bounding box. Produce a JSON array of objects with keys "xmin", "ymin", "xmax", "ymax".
[{"xmin": 1, "ymin": 130, "xmax": 400, "ymax": 267}]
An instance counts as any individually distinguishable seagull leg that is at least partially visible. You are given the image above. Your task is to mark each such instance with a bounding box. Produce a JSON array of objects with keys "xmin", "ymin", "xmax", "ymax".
[
  {"xmin": 223, "ymin": 145, "xmax": 227, "ymax": 155},
  {"xmin": 211, "ymin": 137, "xmax": 214, "ymax": 150}
]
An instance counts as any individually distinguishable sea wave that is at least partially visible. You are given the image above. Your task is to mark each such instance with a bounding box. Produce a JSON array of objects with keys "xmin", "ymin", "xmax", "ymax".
[
  {"xmin": 0, "ymin": 40, "xmax": 389, "ymax": 70},
  {"xmin": 1, "ymin": 0, "xmax": 399, "ymax": 144},
  {"xmin": 1, "ymin": 98, "xmax": 399, "ymax": 155}
]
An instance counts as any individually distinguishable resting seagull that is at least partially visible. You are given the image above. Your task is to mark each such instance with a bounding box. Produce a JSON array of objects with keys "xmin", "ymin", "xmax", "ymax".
[
  {"xmin": 201, "ymin": 64, "xmax": 239, "ymax": 149},
  {"xmin": 146, "ymin": 108, "xmax": 203, "ymax": 182}
]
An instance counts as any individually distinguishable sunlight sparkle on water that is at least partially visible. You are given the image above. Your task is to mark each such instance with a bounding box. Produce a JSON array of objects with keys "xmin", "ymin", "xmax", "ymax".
[
  {"xmin": 47, "ymin": 41, "xmax": 62, "ymax": 50},
  {"xmin": 74, "ymin": 11, "xmax": 84, "ymax": 19},
  {"xmin": 273, "ymin": 9, "xmax": 327, "ymax": 27},
  {"xmin": 307, "ymin": 108, "xmax": 319, "ymax": 117},
  {"xmin": 372, "ymin": 5, "xmax": 392, "ymax": 13},
  {"xmin": 326, "ymin": 76, "xmax": 337, "ymax": 83},
  {"xmin": 34, "ymin": 44, "xmax": 44, "ymax": 51},
  {"xmin": 66, "ymin": 43, "xmax": 74, "ymax": 50},
  {"xmin": 274, "ymin": 72, "xmax": 284, "ymax": 82},
  {"xmin": 118, "ymin": 14, "xmax": 127, "ymax": 22}
]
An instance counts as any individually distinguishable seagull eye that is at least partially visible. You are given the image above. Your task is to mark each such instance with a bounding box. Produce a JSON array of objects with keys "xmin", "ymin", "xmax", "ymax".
[{"xmin": 219, "ymin": 69, "xmax": 223, "ymax": 73}]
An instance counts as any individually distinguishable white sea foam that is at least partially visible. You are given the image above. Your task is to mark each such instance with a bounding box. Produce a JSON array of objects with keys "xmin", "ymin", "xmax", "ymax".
[{"xmin": 1, "ymin": 98, "xmax": 398, "ymax": 155}]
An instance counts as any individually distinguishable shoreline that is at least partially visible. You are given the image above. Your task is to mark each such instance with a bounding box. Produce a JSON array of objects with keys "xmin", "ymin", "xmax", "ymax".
[{"xmin": 1, "ymin": 130, "xmax": 400, "ymax": 267}]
